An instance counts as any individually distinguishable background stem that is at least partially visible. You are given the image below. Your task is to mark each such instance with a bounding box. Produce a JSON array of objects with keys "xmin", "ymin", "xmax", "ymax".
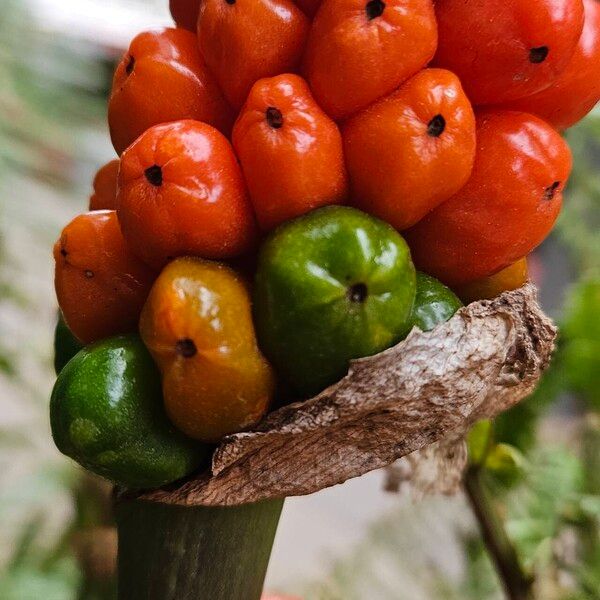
[
  {"xmin": 116, "ymin": 498, "xmax": 284, "ymax": 600},
  {"xmin": 464, "ymin": 466, "xmax": 533, "ymax": 600}
]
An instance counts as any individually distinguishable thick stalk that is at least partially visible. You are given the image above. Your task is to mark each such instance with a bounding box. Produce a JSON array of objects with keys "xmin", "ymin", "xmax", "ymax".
[
  {"xmin": 464, "ymin": 466, "xmax": 533, "ymax": 600},
  {"xmin": 116, "ymin": 498, "xmax": 284, "ymax": 600}
]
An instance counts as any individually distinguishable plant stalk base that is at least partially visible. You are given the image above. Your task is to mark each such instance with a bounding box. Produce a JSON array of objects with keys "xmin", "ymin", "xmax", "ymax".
[{"xmin": 116, "ymin": 497, "xmax": 284, "ymax": 600}]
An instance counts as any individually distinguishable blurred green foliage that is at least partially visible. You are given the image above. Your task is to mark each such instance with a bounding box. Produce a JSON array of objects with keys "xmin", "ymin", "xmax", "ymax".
[
  {"xmin": 560, "ymin": 280, "xmax": 600, "ymax": 409},
  {"xmin": 0, "ymin": 513, "xmax": 80, "ymax": 600},
  {"xmin": 561, "ymin": 120, "xmax": 600, "ymax": 278}
]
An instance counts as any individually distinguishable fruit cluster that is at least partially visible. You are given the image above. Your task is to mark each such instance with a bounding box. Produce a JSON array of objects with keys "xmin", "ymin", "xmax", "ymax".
[{"xmin": 51, "ymin": 0, "xmax": 599, "ymax": 489}]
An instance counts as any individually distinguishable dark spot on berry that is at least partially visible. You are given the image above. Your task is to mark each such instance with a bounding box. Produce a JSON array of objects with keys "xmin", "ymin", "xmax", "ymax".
[
  {"xmin": 225, "ymin": 0, "xmax": 235, "ymax": 5},
  {"xmin": 60, "ymin": 248, "xmax": 67, "ymax": 257},
  {"xmin": 348, "ymin": 283, "xmax": 368, "ymax": 303},
  {"xmin": 125, "ymin": 55, "xmax": 135, "ymax": 75},
  {"xmin": 544, "ymin": 181, "xmax": 561, "ymax": 201},
  {"xmin": 266, "ymin": 107, "xmax": 284, "ymax": 129},
  {"xmin": 365, "ymin": 0, "xmax": 385, "ymax": 20},
  {"xmin": 145, "ymin": 165, "xmax": 163, "ymax": 187},
  {"xmin": 427, "ymin": 114, "xmax": 446, "ymax": 137},
  {"xmin": 175, "ymin": 338, "xmax": 197, "ymax": 358},
  {"xmin": 529, "ymin": 46, "xmax": 549, "ymax": 64},
  {"xmin": 84, "ymin": 270, "xmax": 94, "ymax": 279}
]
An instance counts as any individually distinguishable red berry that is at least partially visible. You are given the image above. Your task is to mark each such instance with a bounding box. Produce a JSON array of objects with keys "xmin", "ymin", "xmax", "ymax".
[
  {"xmin": 434, "ymin": 0, "xmax": 585, "ymax": 105},
  {"xmin": 405, "ymin": 111, "xmax": 572, "ymax": 286},
  {"xmin": 498, "ymin": 0, "xmax": 600, "ymax": 130}
]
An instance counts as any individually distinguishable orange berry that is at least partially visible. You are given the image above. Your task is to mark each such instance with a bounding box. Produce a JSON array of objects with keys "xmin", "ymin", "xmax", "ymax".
[
  {"xmin": 108, "ymin": 28, "xmax": 233, "ymax": 155},
  {"xmin": 343, "ymin": 69, "xmax": 476, "ymax": 231},
  {"xmin": 405, "ymin": 111, "xmax": 572, "ymax": 286},
  {"xmin": 89, "ymin": 160, "xmax": 119, "ymax": 211},
  {"xmin": 455, "ymin": 258, "xmax": 529, "ymax": 304},
  {"xmin": 54, "ymin": 211, "xmax": 156, "ymax": 344},
  {"xmin": 302, "ymin": 0, "xmax": 437, "ymax": 121},
  {"xmin": 498, "ymin": 0, "xmax": 600, "ymax": 130},
  {"xmin": 197, "ymin": 0, "xmax": 310, "ymax": 110},
  {"xmin": 140, "ymin": 258, "xmax": 275, "ymax": 442},
  {"xmin": 233, "ymin": 74, "xmax": 348, "ymax": 231},
  {"xmin": 117, "ymin": 120, "xmax": 258, "ymax": 269},
  {"xmin": 433, "ymin": 0, "xmax": 585, "ymax": 105}
]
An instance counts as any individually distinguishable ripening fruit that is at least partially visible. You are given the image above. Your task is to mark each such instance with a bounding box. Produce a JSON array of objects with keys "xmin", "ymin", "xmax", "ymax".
[
  {"xmin": 140, "ymin": 258, "xmax": 276, "ymax": 442},
  {"xmin": 108, "ymin": 28, "xmax": 234, "ymax": 155},
  {"xmin": 343, "ymin": 69, "xmax": 476, "ymax": 230},
  {"xmin": 434, "ymin": 0, "xmax": 585, "ymax": 105},
  {"xmin": 197, "ymin": 0, "xmax": 310, "ymax": 110},
  {"xmin": 89, "ymin": 160, "xmax": 119, "ymax": 211},
  {"xmin": 54, "ymin": 211, "xmax": 156, "ymax": 344},
  {"xmin": 498, "ymin": 0, "xmax": 600, "ymax": 130},
  {"xmin": 407, "ymin": 272, "xmax": 462, "ymax": 333},
  {"xmin": 233, "ymin": 74, "xmax": 348, "ymax": 231},
  {"xmin": 117, "ymin": 120, "xmax": 257, "ymax": 269},
  {"xmin": 50, "ymin": 335, "xmax": 208, "ymax": 488},
  {"xmin": 456, "ymin": 258, "xmax": 529, "ymax": 304},
  {"xmin": 253, "ymin": 206, "xmax": 416, "ymax": 398},
  {"xmin": 302, "ymin": 0, "xmax": 437, "ymax": 121},
  {"xmin": 405, "ymin": 111, "xmax": 572, "ymax": 286}
]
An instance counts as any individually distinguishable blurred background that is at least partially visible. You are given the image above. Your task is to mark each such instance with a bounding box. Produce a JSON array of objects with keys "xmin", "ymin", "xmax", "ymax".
[{"xmin": 0, "ymin": 0, "xmax": 598, "ymax": 598}]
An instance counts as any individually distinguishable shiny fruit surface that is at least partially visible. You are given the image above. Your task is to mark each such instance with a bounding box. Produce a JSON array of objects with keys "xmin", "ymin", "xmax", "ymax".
[
  {"xmin": 303, "ymin": 0, "xmax": 437, "ymax": 121},
  {"xmin": 198, "ymin": 0, "xmax": 310, "ymax": 110},
  {"xmin": 434, "ymin": 0, "xmax": 585, "ymax": 105},
  {"xmin": 456, "ymin": 258, "xmax": 529, "ymax": 304},
  {"xmin": 405, "ymin": 111, "xmax": 571, "ymax": 286},
  {"xmin": 50, "ymin": 335, "xmax": 207, "ymax": 488},
  {"xmin": 254, "ymin": 206, "xmax": 416, "ymax": 398},
  {"xmin": 117, "ymin": 120, "xmax": 257, "ymax": 269},
  {"xmin": 54, "ymin": 210, "xmax": 156, "ymax": 344},
  {"xmin": 408, "ymin": 272, "xmax": 462, "ymax": 332},
  {"xmin": 343, "ymin": 69, "xmax": 475, "ymax": 230},
  {"xmin": 498, "ymin": 0, "xmax": 600, "ymax": 130},
  {"xmin": 140, "ymin": 258, "xmax": 275, "ymax": 442},
  {"xmin": 108, "ymin": 28, "xmax": 234, "ymax": 155},
  {"xmin": 54, "ymin": 314, "xmax": 84, "ymax": 375},
  {"xmin": 233, "ymin": 74, "xmax": 348, "ymax": 231},
  {"xmin": 89, "ymin": 160, "xmax": 119, "ymax": 211}
]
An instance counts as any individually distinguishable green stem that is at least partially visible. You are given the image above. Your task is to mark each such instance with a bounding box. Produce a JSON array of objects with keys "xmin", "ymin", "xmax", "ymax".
[
  {"xmin": 464, "ymin": 466, "xmax": 533, "ymax": 600},
  {"xmin": 116, "ymin": 498, "xmax": 284, "ymax": 600}
]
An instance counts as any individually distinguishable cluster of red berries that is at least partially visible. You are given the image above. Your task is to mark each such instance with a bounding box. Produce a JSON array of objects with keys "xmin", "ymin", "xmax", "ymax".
[{"xmin": 57, "ymin": 0, "xmax": 599, "ymax": 345}]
